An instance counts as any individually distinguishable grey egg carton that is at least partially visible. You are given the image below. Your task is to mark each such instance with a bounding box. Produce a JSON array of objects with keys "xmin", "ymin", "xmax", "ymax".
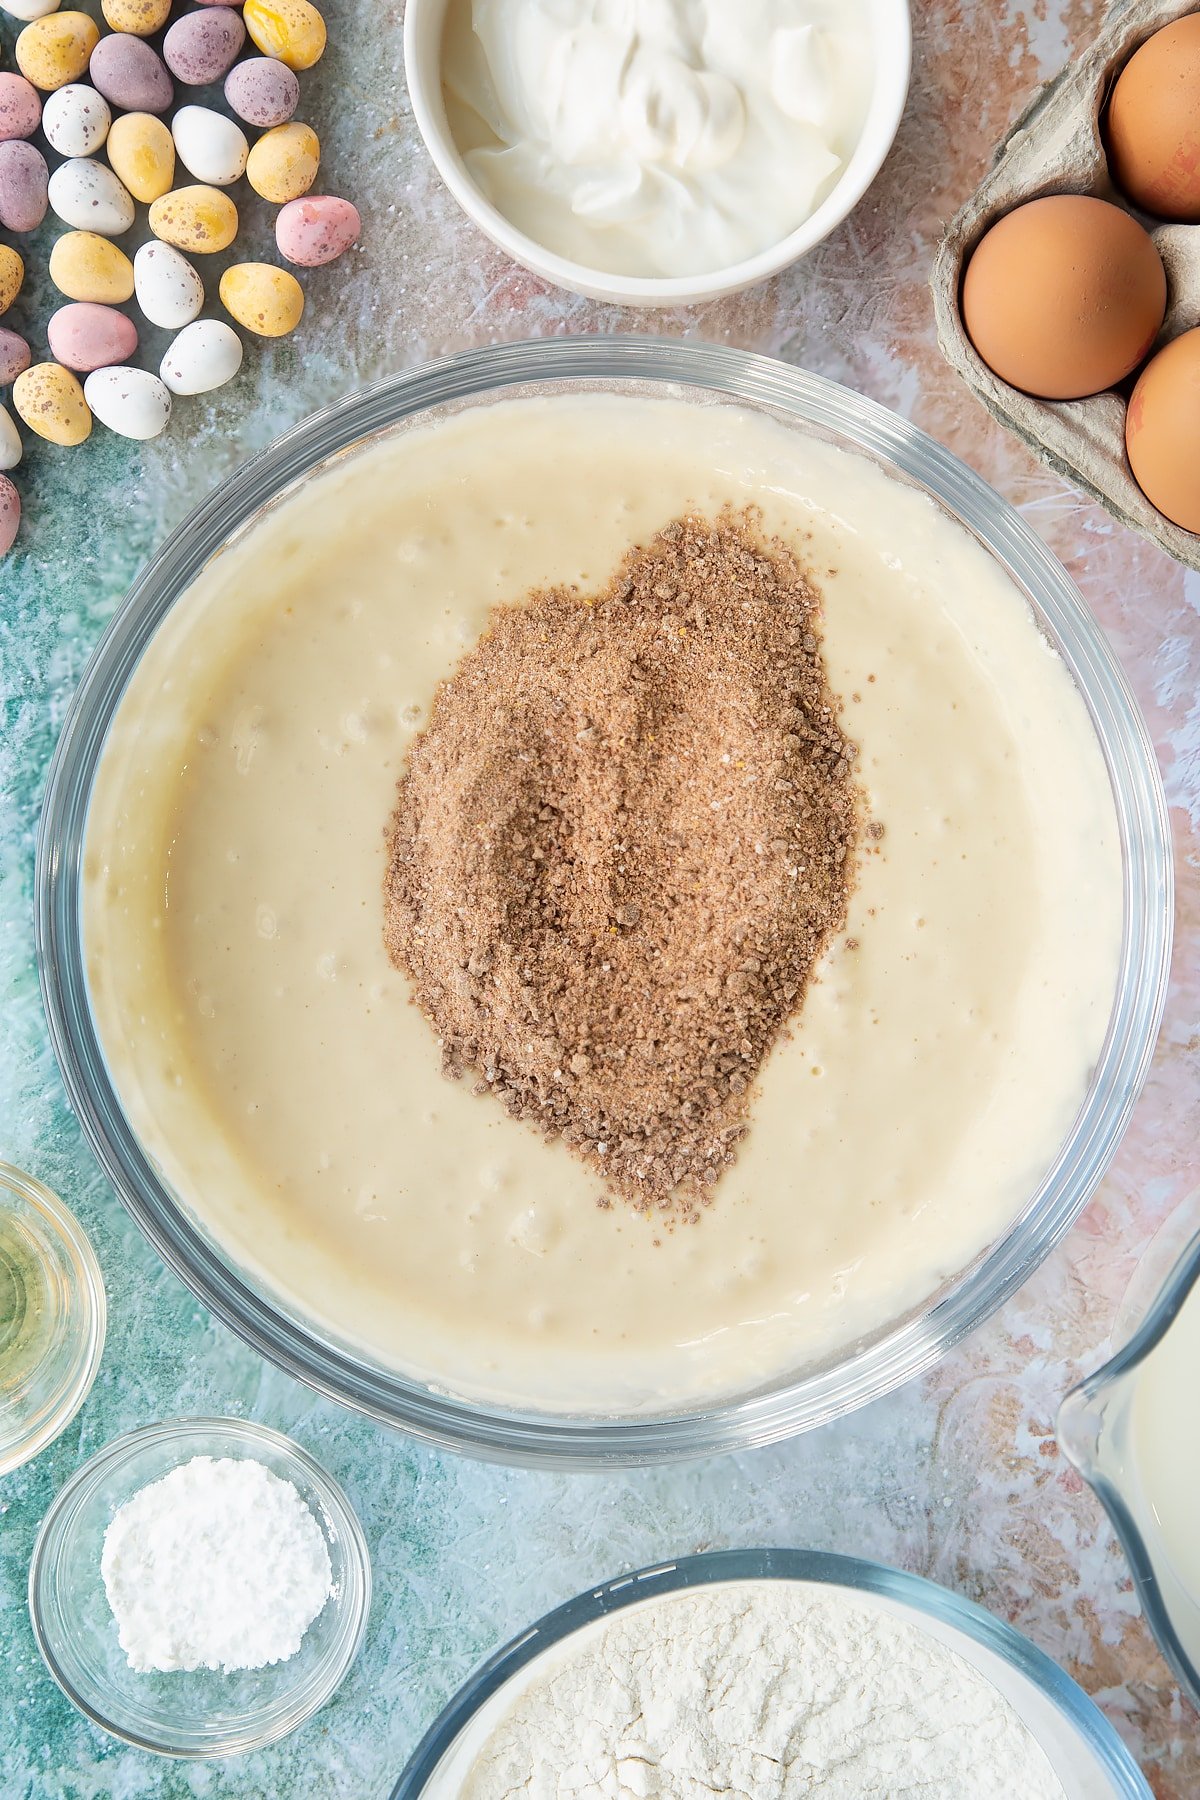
[{"xmin": 932, "ymin": 0, "xmax": 1200, "ymax": 570}]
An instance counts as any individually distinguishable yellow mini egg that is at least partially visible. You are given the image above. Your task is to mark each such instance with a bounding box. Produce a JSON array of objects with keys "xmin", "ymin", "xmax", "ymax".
[
  {"xmin": 0, "ymin": 245, "xmax": 23, "ymax": 316},
  {"xmin": 245, "ymin": 122, "xmax": 319, "ymax": 204},
  {"xmin": 149, "ymin": 185, "xmax": 239, "ymax": 254},
  {"xmin": 243, "ymin": 0, "xmax": 326, "ymax": 72},
  {"xmin": 13, "ymin": 361, "xmax": 92, "ymax": 446},
  {"xmin": 101, "ymin": 0, "xmax": 172, "ymax": 35},
  {"xmin": 219, "ymin": 261, "xmax": 304, "ymax": 337},
  {"xmin": 107, "ymin": 112, "xmax": 176, "ymax": 205},
  {"xmin": 16, "ymin": 13, "xmax": 101, "ymax": 93},
  {"xmin": 48, "ymin": 231, "xmax": 135, "ymax": 304}
]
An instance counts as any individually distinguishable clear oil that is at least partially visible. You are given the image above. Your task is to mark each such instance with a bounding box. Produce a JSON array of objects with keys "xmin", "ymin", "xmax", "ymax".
[{"xmin": 0, "ymin": 1210, "xmax": 54, "ymax": 1400}]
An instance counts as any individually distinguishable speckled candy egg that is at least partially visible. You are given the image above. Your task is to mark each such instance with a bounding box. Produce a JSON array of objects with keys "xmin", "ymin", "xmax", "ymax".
[
  {"xmin": 133, "ymin": 239, "xmax": 204, "ymax": 327},
  {"xmin": 106, "ymin": 111, "xmax": 175, "ymax": 204},
  {"xmin": 0, "ymin": 327, "xmax": 31, "ymax": 383},
  {"xmin": 163, "ymin": 8, "xmax": 245, "ymax": 85},
  {"xmin": 16, "ymin": 14, "xmax": 100, "ymax": 92},
  {"xmin": 276, "ymin": 194, "xmax": 360, "ymax": 266},
  {"xmin": 246, "ymin": 121, "xmax": 319, "ymax": 203},
  {"xmin": 0, "ymin": 245, "xmax": 24, "ymax": 314},
  {"xmin": 42, "ymin": 83, "xmax": 111, "ymax": 157},
  {"xmin": 84, "ymin": 364, "xmax": 171, "ymax": 439},
  {"xmin": 48, "ymin": 230, "xmax": 134, "ymax": 303},
  {"xmin": 0, "ymin": 476, "xmax": 19, "ymax": 558},
  {"xmin": 0, "ymin": 72, "xmax": 42, "ymax": 141},
  {"xmin": 101, "ymin": 0, "xmax": 172, "ymax": 35},
  {"xmin": 160, "ymin": 317, "xmax": 242, "ymax": 394},
  {"xmin": 171, "ymin": 105, "xmax": 248, "ymax": 187},
  {"xmin": 243, "ymin": 0, "xmax": 326, "ymax": 71},
  {"xmin": 13, "ymin": 360, "xmax": 92, "ymax": 445},
  {"xmin": 219, "ymin": 261, "xmax": 303, "ymax": 336},
  {"xmin": 49, "ymin": 156, "xmax": 134, "ymax": 234},
  {"xmin": 0, "ymin": 403, "xmax": 21, "ymax": 472},
  {"xmin": 149, "ymin": 183, "xmax": 238, "ymax": 253},
  {"xmin": 48, "ymin": 300, "xmax": 138, "ymax": 372},
  {"xmin": 224, "ymin": 56, "xmax": 298, "ymax": 128},
  {"xmin": 0, "ymin": 139, "xmax": 48, "ymax": 231},
  {"xmin": 89, "ymin": 32, "xmax": 173, "ymax": 114}
]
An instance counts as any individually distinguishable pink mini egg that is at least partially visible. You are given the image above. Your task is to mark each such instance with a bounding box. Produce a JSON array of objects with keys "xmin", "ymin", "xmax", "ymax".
[
  {"xmin": 0, "ymin": 72, "xmax": 42, "ymax": 142},
  {"xmin": 0, "ymin": 328, "xmax": 31, "ymax": 384},
  {"xmin": 164, "ymin": 8, "xmax": 245, "ymax": 85},
  {"xmin": 47, "ymin": 301, "xmax": 139, "ymax": 372},
  {"xmin": 0, "ymin": 139, "xmax": 48, "ymax": 232},
  {"xmin": 0, "ymin": 474, "xmax": 19, "ymax": 557},
  {"xmin": 224, "ymin": 56, "xmax": 298, "ymax": 128},
  {"xmin": 276, "ymin": 194, "xmax": 361, "ymax": 267},
  {"xmin": 90, "ymin": 33, "xmax": 174, "ymax": 114}
]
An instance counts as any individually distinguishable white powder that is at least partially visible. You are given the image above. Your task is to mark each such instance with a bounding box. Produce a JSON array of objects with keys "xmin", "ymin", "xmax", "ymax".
[
  {"xmin": 100, "ymin": 1454, "xmax": 333, "ymax": 1674},
  {"xmin": 459, "ymin": 1584, "xmax": 1067, "ymax": 1799}
]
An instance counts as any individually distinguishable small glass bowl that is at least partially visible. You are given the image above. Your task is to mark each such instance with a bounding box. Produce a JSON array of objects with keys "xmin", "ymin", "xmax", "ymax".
[
  {"xmin": 1058, "ymin": 1200, "xmax": 1200, "ymax": 1715},
  {"xmin": 28, "ymin": 1416, "xmax": 372, "ymax": 1758},
  {"xmin": 0, "ymin": 1162, "xmax": 106, "ymax": 1477},
  {"xmin": 391, "ymin": 1550, "xmax": 1151, "ymax": 1798}
]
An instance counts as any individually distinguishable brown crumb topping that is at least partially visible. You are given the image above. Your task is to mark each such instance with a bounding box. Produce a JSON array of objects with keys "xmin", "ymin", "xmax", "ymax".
[{"xmin": 384, "ymin": 511, "xmax": 861, "ymax": 1215}]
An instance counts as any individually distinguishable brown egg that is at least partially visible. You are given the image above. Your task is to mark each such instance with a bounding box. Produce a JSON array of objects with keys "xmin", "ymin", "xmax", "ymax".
[
  {"xmin": 1126, "ymin": 327, "xmax": 1200, "ymax": 532},
  {"xmin": 961, "ymin": 195, "xmax": 1166, "ymax": 400},
  {"xmin": 1107, "ymin": 16, "xmax": 1200, "ymax": 220}
]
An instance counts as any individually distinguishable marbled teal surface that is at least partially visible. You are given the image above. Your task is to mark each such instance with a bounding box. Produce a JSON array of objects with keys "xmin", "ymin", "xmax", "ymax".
[{"xmin": 2, "ymin": 2, "xmax": 1198, "ymax": 1796}]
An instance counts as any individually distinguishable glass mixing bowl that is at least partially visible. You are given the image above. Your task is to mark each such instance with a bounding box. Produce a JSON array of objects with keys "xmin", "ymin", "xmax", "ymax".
[
  {"xmin": 390, "ymin": 1549, "xmax": 1152, "ymax": 1798},
  {"xmin": 35, "ymin": 338, "xmax": 1172, "ymax": 1466}
]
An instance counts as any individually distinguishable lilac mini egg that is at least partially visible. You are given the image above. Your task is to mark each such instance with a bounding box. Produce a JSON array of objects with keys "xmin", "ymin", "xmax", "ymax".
[
  {"xmin": 0, "ymin": 328, "xmax": 31, "ymax": 385},
  {"xmin": 47, "ymin": 301, "xmax": 139, "ymax": 372},
  {"xmin": 90, "ymin": 33, "xmax": 174, "ymax": 115},
  {"xmin": 276, "ymin": 194, "xmax": 361, "ymax": 267},
  {"xmin": 0, "ymin": 139, "xmax": 48, "ymax": 232},
  {"xmin": 163, "ymin": 8, "xmax": 246, "ymax": 85},
  {"xmin": 0, "ymin": 475, "xmax": 19, "ymax": 558},
  {"xmin": 224, "ymin": 55, "xmax": 299, "ymax": 128},
  {"xmin": 0, "ymin": 72, "xmax": 42, "ymax": 143}
]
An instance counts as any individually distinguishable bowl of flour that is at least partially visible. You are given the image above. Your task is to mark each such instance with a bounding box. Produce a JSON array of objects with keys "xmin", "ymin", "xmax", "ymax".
[{"xmin": 391, "ymin": 1549, "xmax": 1151, "ymax": 1799}]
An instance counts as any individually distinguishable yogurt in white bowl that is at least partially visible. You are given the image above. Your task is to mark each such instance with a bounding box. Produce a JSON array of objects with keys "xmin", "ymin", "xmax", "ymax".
[{"xmin": 404, "ymin": 0, "xmax": 911, "ymax": 304}]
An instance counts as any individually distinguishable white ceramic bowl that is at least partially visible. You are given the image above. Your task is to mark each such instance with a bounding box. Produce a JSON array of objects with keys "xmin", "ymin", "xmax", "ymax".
[{"xmin": 403, "ymin": 0, "xmax": 912, "ymax": 306}]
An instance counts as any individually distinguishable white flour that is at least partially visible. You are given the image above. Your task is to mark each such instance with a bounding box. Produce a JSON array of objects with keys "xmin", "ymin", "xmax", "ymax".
[
  {"xmin": 100, "ymin": 1454, "xmax": 333, "ymax": 1674},
  {"xmin": 459, "ymin": 1584, "xmax": 1067, "ymax": 1798}
]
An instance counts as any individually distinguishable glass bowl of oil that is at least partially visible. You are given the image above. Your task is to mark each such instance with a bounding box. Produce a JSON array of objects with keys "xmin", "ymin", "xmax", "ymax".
[{"xmin": 0, "ymin": 1162, "xmax": 106, "ymax": 1476}]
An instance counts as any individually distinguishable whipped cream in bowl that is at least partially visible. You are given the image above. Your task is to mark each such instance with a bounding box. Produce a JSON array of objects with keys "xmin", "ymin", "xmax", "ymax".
[{"xmin": 404, "ymin": 0, "xmax": 911, "ymax": 303}]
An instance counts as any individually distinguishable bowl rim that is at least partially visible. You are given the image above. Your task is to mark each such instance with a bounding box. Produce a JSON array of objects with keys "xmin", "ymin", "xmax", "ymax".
[
  {"xmin": 0, "ymin": 1160, "xmax": 107, "ymax": 1478},
  {"xmin": 1058, "ymin": 1228, "xmax": 1200, "ymax": 1716},
  {"xmin": 34, "ymin": 335, "xmax": 1173, "ymax": 1467},
  {"xmin": 26, "ymin": 1413, "xmax": 373, "ymax": 1759},
  {"xmin": 388, "ymin": 1547, "xmax": 1153, "ymax": 1797},
  {"xmin": 402, "ymin": 0, "xmax": 914, "ymax": 304}
]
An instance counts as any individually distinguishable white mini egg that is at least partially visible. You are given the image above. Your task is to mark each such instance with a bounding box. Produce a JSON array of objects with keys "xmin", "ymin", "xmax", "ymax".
[
  {"xmin": 0, "ymin": 0, "xmax": 61, "ymax": 19},
  {"xmin": 171, "ymin": 105, "xmax": 249, "ymax": 188},
  {"xmin": 133, "ymin": 241, "xmax": 204, "ymax": 329},
  {"xmin": 159, "ymin": 317, "xmax": 243, "ymax": 395},
  {"xmin": 48, "ymin": 158, "xmax": 134, "ymax": 237},
  {"xmin": 0, "ymin": 402, "xmax": 21, "ymax": 472},
  {"xmin": 84, "ymin": 365, "xmax": 172, "ymax": 440},
  {"xmin": 42, "ymin": 84, "xmax": 111, "ymax": 158}
]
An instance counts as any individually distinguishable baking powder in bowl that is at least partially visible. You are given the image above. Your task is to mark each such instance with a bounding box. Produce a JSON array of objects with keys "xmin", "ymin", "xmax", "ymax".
[
  {"xmin": 457, "ymin": 1584, "xmax": 1067, "ymax": 1798},
  {"xmin": 100, "ymin": 1455, "xmax": 333, "ymax": 1674}
]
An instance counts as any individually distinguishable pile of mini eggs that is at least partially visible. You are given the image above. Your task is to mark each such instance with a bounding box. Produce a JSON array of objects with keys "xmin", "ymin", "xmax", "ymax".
[{"xmin": 0, "ymin": 0, "xmax": 360, "ymax": 555}]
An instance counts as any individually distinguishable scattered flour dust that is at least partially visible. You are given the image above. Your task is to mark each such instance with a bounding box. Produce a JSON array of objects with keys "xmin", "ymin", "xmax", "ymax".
[
  {"xmin": 100, "ymin": 1454, "xmax": 333, "ymax": 1674},
  {"xmin": 459, "ymin": 1584, "xmax": 1067, "ymax": 1799}
]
